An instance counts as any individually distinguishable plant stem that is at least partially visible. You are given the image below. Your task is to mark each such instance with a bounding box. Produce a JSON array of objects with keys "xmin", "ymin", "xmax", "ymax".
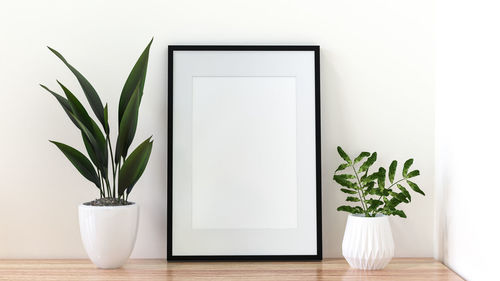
[
  {"xmin": 106, "ymin": 136, "xmax": 117, "ymax": 198},
  {"xmin": 387, "ymin": 178, "xmax": 406, "ymax": 190},
  {"xmin": 105, "ymin": 177, "xmax": 112, "ymax": 198},
  {"xmin": 351, "ymin": 164, "xmax": 368, "ymax": 215},
  {"xmin": 98, "ymin": 170, "xmax": 105, "ymax": 198}
]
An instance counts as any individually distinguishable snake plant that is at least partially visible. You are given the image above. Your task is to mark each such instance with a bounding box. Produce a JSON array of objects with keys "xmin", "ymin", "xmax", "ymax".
[{"xmin": 41, "ymin": 39, "xmax": 154, "ymax": 203}]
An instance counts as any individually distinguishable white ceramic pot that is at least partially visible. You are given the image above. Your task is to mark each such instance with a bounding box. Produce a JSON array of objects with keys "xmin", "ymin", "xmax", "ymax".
[
  {"xmin": 78, "ymin": 203, "xmax": 139, "ymax": 269},
  {"xmin": 342, "ymin": 214, "xmax": 394, "ymax": 270}
]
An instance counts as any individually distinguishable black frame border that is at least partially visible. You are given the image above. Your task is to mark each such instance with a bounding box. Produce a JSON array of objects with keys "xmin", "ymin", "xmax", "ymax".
[{"xmin": 167, "ymin": 45, "xmax": 322, "ymax": 261}]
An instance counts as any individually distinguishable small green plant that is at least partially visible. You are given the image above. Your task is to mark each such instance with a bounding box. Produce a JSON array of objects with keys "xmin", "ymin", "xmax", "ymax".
[
  {"xmin": 333, "ymin": 146, "xmax": 425, "ymax": 217},
  {"xmin": 40, "ymin": 39, "xmax": 154, "ymax": 205}
]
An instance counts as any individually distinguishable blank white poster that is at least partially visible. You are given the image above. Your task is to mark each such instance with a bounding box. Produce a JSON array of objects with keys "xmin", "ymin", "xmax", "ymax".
[{"xmin": 191, "ymin": 76, "xmax": 297, "ymax": 229}]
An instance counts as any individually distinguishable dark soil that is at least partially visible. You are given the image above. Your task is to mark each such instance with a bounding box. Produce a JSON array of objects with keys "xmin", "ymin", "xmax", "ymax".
[{"xmin": 83, "ymin": 197, "xmax": 134, "ymax": 206}]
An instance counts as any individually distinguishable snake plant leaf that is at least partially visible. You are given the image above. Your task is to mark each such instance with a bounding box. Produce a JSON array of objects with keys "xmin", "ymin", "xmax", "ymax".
[
  {"xmin": 353, "ymin": 152, "xmax": 370, "ymax": 164},
  {"xmin": 104, "ymin": 103, "xmax": 109, "ymax": 134},
  {"xmin": 115, "ymin": 87, "xmax": 140, "ymax": 163},
  {"xmin": 92, "ymin": 118, "xmax": 109, "ymax": 178},
  {"xmin": 337, "ymin": 146, "xmax": 351, "ymax": 164},
  {"xmin": 50, "ymin": 141, "xmax": 101, "ymax": 189},
  {"xmin": 57, "ymin": 81, "xmax": 94, "ymax": 130},
  {"xmin": 68, "ymin": 111, "xmax": 108, "ymax": 177},
  {"xmin": 118, "ymin": 38, "xmax": 153, "ymax": 125},
  {"xmin": 377, "ymin": 167, "xmax": 386, "ymax": 189},
  {"xmin": 47, "ymin": 47, "xmax": 106, "ymax": 128},
  {"xmin": 407, "ymin": 180, "xmax": 425, "ymax": 196},
  {"xmin": 118, "ymin": 137, "xmax": 153, "ymax": 196},
  {"xmin": 40, "ymin": 84, "xmax": 79, "ymax": 128},
  {"xmin": 389, "ymin": 160, "xmax": 397, "ymax": 183},
  {"xmin": 82, "ymin": 132, "xmax": 98, "ymax": 167},
  {"xmin": 403, "ymin": 158, "xmax": 414, "ymax": 177},
  {"xmin": 57, "ymin": 82, "xmax": 108, "ymax": 175},
  {"xmin": 407, "ymin": 170, "xmax": 420, "ymax": 178},
  {"xmin": 359, "ymin": 152, "xmax": 377, "ymax": 173}
]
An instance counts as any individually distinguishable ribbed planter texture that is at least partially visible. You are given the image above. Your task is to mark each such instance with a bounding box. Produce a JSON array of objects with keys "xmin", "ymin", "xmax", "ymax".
[{"xmin": 342, "ymin": 214, "xmax": 394, "ymax": 270}]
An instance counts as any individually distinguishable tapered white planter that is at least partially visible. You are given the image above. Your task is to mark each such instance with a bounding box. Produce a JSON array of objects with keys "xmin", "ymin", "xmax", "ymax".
[
  {"xmin": 342, "ymin": 214, "xmax": 394, "ymax": 270},
  {"xmin": 79, "ymin": 203, "xmax": 139, "ymax": 269}
]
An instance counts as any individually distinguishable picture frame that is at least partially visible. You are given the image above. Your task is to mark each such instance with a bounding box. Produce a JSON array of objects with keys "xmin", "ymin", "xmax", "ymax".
[{"xmin": 167, "ymin": 45, "xmax": 322, "ymax": 260}]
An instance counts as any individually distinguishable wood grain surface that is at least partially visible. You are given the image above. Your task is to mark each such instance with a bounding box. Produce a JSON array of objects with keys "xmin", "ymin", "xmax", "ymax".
[{"xmin": 0, "ymin": 258, "xmax": 463, "ymax": 281}]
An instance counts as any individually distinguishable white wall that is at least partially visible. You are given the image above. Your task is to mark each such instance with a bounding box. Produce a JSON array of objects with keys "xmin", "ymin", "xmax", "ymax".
[
  {"xmin": 0, "ymin": 0, "xmax": 434, "ymax": 258},
  {"xmin": 436, "ymin": 0, "xmax": 500, "ymax": 279}
]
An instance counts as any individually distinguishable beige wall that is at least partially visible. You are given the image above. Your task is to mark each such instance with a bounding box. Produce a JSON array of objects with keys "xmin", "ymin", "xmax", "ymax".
[{"xmin": 0, "ymin": 0, "xmax": 434, "ymax": 258}]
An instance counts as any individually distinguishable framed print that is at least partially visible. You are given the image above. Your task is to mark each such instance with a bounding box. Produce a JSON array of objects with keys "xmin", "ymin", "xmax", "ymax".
[{"xmin": 167, "ymin": 45, "xmax": 322, "ymax": 260}]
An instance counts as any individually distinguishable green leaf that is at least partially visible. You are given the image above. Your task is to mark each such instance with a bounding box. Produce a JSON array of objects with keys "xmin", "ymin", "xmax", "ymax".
[
  {"xmin": 57, "ymin": 81, "xmax": 94, "ymax": 131},
  {"xmin": 67, "ymin": 111, "xmax": 108, "ymax": 177},
  {"xmin": 397, "ymin": 184, "xmax": 411, "ymax": 202},
  {"xmin": 337, "ymin": 146, "xmax": 352, "ymax": 164},
  {"xmin": 82, "ymin": 132, "xmax": 98, "ymax": 167},
  {"xmin": 103, "ymin": 103, "xmax": 109, "ymax": 134},
  {"xmin": 366, "ymin": 199, "xmax": 383, "ymax": 211},
  {"xmin": 390, "ymin": 191, "xmax": 409, "ymax": 203},
  {"xmin": 40, "ymin": 84, "xmax": 79, "ymax": 128},
  {"xmin": 365, "ymin": 182, "xmax": 376, "ymax": 195},
  {"xmin": 50, "ymin": 141, "xmax": 100, "ymax": 189},
  {"xmin": 407, "ymin": 170, "xmax": 420, "ymax": 178},
  {"xmin": 47, "ymin": 47, "xmax": 105, "ymax": 128},
  {"xmin": 361, "ymin": 171, "xmax": 379, "ymax": 184},
  {"xmin": 115, "ymin": 87, "xmax": 140, "ymax": 163},
  {"xmin": 118, "ymin": 137, "xmax": 153, "ymax": 196},
  {"xmin": 403, "ymin": 158, "xmax": 414, "ymax": 177},
  {"xmin": 335, "ymin": 163, "xmax": 350, "ymax": 173},
  {"xmin": 340, "ymin": 188, "xmax": 357, "ymax": 194},
  {"xmin": 407, "ymin": 180, "xmax": 425, "ymax": 196},
  {"xmin": 386, "ymin": 197, "xmax": 402, "ymax": 209},
  {"xmin": 359, "ymin": 152, "xmax": 377, "ymax": 173},
  {"xmin": 354, "ymin": 152, "xmax": 370, "ymax": 164},
  {"xmin": 337, "ymin": 205, "xmax": 363, "ymax": 214},
  {"xmin": 118, "ymin": 38, "xmax": 153, "ymax": 126},
  {"xmin": 389, "ymin": 160, "xmax": 397, "ymax": 183},
  {"xmin": 333, "ymin": 175, "xmax": 357, "ymax": 189},
  {"xmin": 346, "ymin": 196, "xmax": 360, "ymax": 202},
  {"xmin": 334, "ymin": 174, "xmax": 355, "ymax": 180},
  {"xmin": 58, "ymin": 81, "xmax": 108, "ymax": 173},
  {"xmin": 392, "ymin": 209, "xmax": 407, "ymax": 218},
  {"xmin": 377, "ymin": 167, "xmax": 386, "ymax": 189}
]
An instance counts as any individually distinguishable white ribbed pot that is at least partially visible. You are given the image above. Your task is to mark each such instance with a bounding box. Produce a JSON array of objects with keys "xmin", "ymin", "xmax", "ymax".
[
  {"xmin": 342, "ymin": 214, "xmax": 394, "ymax": 270},
  {"xmin": 78, "ymin": 203, "xmax": 139, "ymax": 269}
]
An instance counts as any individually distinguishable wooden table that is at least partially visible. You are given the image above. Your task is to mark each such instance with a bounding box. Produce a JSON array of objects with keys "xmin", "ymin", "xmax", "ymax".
[{"xmin": 0, "ymin": 258, "xmax": 463, "ymax": 280}]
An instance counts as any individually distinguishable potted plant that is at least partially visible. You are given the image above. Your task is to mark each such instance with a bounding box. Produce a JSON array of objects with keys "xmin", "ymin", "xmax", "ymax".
[
  {"xmin": 333, "ymin": 146, "xmax": 425, "ymax": 270},
  {"xmin": 40, "ymin": 39, "xmax": 154, "ymax": 269}
]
